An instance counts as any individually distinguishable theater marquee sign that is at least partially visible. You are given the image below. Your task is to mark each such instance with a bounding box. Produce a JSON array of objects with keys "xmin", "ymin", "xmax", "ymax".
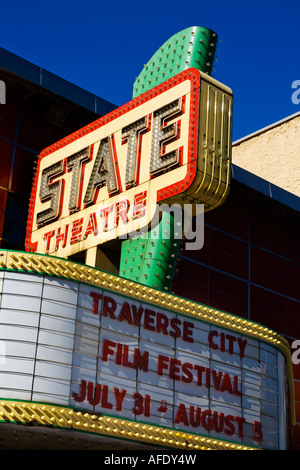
[
  {"xmin": 0, "ymin": 251, "xmax": 294, "ymax": 450},
  {"xmin": 25, "ymin": 68, "xmax": 232, "ymax": 258}
]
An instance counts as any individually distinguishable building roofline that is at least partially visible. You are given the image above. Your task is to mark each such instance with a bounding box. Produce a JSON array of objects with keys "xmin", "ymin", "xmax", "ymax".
[
  {"xmin": 232, "ymin": 111, "xmax": 300, "ymax": 146},
  {"xmin": 0, "ymin": 46, "xmax": 117, "ymax": 116},
  {"xmin": 232, "ymin": 111, "xmax": 300, "ymax": 214},
  {"xmin": 232, "ymin": 163, "xmax": 300, "ymax": 214}
]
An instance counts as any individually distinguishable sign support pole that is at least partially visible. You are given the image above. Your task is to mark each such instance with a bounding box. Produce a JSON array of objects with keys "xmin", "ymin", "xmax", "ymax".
[{"xmin": 119, "ymin": 26, "xmax": 218, "ymax": 290}]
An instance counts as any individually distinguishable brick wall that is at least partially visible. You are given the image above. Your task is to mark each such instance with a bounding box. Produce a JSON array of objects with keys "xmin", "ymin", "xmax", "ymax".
[{"xmin": 232, "ymin": 114, "xmax": 300, "ymax": 197}]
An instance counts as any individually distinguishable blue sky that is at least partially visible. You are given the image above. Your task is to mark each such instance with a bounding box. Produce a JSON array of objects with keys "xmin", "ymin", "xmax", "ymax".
[{"xmin": 1, "ymin": 0, "xmax": 300, "ymax": 141}]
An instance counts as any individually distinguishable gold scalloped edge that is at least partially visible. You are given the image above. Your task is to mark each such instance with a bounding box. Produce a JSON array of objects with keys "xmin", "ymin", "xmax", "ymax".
[
  {"xmin": 0, "ymin": 249, "xmax": 295, "ymax": 425},
  {"xmin": 0, "ymin": 399, "xmax": 258, "ymax": 450}
]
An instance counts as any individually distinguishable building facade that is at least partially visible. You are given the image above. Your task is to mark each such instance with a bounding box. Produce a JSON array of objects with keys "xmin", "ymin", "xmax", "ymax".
[{"xmin": 0, "ymin": 47, "xmax": 298, "ymax": 450}]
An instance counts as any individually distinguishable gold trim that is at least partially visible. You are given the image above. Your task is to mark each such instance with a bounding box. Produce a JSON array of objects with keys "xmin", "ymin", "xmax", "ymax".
[
  {"xmin": 0, "ymin": 249, "xmax": 296, "ymax": 426},
  {"xmin": 0, "ymin": 400, "xmax": 258, "ymax": 450}
]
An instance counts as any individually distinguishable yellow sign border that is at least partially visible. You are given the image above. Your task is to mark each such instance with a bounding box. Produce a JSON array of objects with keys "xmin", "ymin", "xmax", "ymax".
[{"xmin": 0, "ymin": 399, "xmax": 258, "ymax": 450}]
